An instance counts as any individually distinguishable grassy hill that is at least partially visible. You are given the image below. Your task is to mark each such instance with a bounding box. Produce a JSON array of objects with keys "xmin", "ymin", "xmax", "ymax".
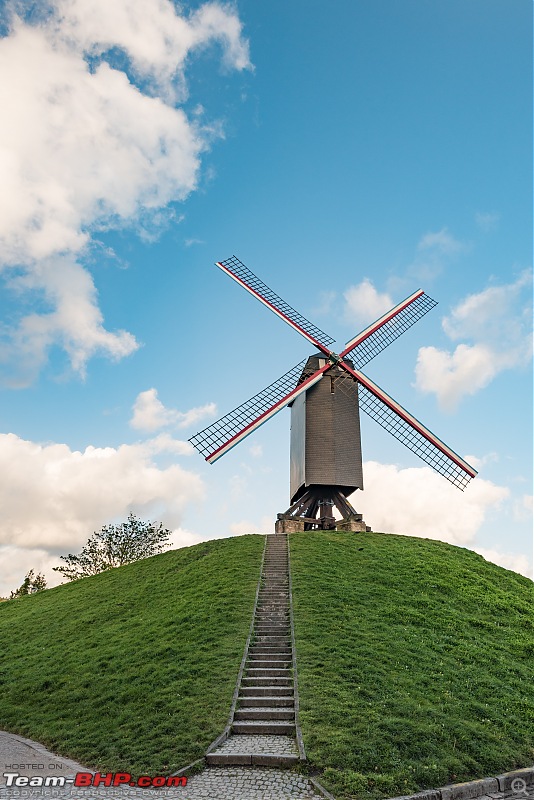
[
  {"xmin": 290, "ymin": 531, "xmax": 533, "ymax": 799},
  {"xmin": 0, "ymin": 534, "xmax": 265, "ymax": 775},
  {"xmin": 0, "ymin": 530, "xmax": 532, "ymax": 799}
]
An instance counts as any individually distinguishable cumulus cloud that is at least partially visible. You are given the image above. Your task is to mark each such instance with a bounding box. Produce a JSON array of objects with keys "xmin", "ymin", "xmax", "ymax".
[
  {"xmin": 0, "ymin": 545, "xmax": 64, "ymax": 598},
  {"xmin": 0, "ymin": 1, "xmax": 250, "ymax": 382},
  {"xmin": 473, "ymin": 547, "xmax": 532, "ymax": 579},
  {"xmin": 130, "ymin": 388, "xmax": 216, "ymax": 432},
  {"xmin": 229, "ymin": 516, "xmax": 272, "ymax": 537},
  {"xmin": 391, "ymin": 226, "xmax": 469, "ymax": 285},
  {"xmin": 352, "ymin": 460, "xmax": 532, "ymax": 576},
  {"xmin": 417, "ymin": 227, "xmax": 466, "ymax": 255},
  {"xmin": 355, "ymin": 460, "xmax": 508, "ymax": 546},
  {"xmin": 415, "ymin": 271, "xmax": 533, "ymax": 410},
  {"xmin": 0, "ymin": 432, "xmax": 204, "ymax": 555},
  {"xmin": 344, "ymin": 279, "xmax": 394, "ymax": 328}
]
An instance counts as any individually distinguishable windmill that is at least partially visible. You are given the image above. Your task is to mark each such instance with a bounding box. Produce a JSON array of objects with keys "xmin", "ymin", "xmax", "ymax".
[{"xmin": 189, "ymin": 256, "xmax": 477, "ymax": 532}]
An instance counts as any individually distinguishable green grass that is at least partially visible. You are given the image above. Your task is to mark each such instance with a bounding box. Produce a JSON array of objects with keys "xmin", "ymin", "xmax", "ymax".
[
  {"xmin": 1, "ymin": 530, "xmax": 532, "ymax": 799},
  {"xmin": 0, "ymin": 534, "xmax": 265, "ymax": 776},
  {"xmin": 289, "ymin": 531, "xmax": 534, "ymax": 800}
]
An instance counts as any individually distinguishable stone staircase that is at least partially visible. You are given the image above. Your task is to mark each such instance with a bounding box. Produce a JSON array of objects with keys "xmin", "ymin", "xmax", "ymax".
[{"xmin": 206, "ymin": 534, "xmax": 302, "ymax": 767}]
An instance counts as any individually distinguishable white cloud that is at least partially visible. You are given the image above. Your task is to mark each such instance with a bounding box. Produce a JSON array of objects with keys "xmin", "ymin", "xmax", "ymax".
[
  {"xmin": 0, "ymin": 545, "xmax": 64, "ymax": 598},
  {"xmin": 464, "ymin": 451, "xmax": 499, "ymax": 471},
  {"xmin": 229, "ymin": 516, "xmax": 272, "ymax": 536},
  {"xmin": 417, "ymin": 227, "xmax": 466, "ymax": 255},
  {"xmin": 355, "ymin": 460, "xmax": 509, "ymax": 546},
  {"xmin": 0, "ymin": 432, "xmax": 205, "ymax": 558},
  {"xmin": 167, "ymin": 526, "xmax": 207, "ymax": 550},
  {"xmin": 249, "ymin": 443, "xmax": 263, "ymax": 458},
  {"xmin": 393, "ymin": 226, "xmax": 469, "ymax": 285},
  {"xmin": 141, "ymin": 433, "xmax": 195, "ymax": 456},
  {"xmin": 0, "ymin": 2, "xmax": 250, "ymax": 381},
  {"xmin": 512, "ymin": 493, "xmax": 533, "ymax": 523},
  {"xmin": 52, "ymin": 0, "xmax": 251, "ymax": 98},
  {"xmin": 130, "ymin": 388, "xmax": 216, "ymax": 432},
  {"xmin": 0, "ymin": 523, "xmax": 209, "ymax": 597},
  {"xmin": 415, "ymin": 343, "xmax": 498, "ymax": 411},
  {"xmin": 415, "ymin": 271, "xmax": 533, "ymax": 410},
  {"xmin": 344, "ymin": 279, "xmax": 394, "ymax": 328},
  {"xmin": 355, "ymin": 462, "xmax": 531, "ymax": 576},
  {"xmin": 2, "ymin": 255, "xmax": 138, "ymax": 385},
  {"xmin": 473, "ymin": 548, "xmax": 532, "ymax": 579}
]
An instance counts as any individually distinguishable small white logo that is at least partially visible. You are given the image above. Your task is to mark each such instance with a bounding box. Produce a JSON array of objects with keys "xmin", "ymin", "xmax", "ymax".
[{"xmin": 511, "ymin": 778, "xmax": 528, "ymax": 795}]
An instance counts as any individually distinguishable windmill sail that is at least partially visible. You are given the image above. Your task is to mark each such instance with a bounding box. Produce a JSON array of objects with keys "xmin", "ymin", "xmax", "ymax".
[
  {"xmin": 216, "ymin": 256, "xmax": 335, "ymax": 353},
  {"xmin": 336, "ymin": 367, "xmax": 477, "ymax": 490},
  {"xmin": 189, "ymin": 359, "xmax": 329, "ymax": 463},
  {"xmin": 340, "ymin": 290, "xmax": 438, "ymax": 369}
]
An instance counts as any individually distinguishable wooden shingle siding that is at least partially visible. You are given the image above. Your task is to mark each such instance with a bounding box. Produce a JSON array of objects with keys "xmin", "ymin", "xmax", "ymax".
[{"xmin": 290, "ymin": 356, "xmax": 364, "ymax": 503}]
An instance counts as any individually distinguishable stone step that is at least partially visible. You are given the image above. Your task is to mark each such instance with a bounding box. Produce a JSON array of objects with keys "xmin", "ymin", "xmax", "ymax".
[
  {"xmin": 239, "ymin": 685, "xmax": 293, "ymax": 696},
  {"xmin": 234, "ymin": 708, "xmax": 295, "ymax": 721},
  {"xmin": 249, "ymin": 645, "xmax": 291, "ymax": 653},
  {"xmin": 232, "ymin": 721, "xmax": 295, "ymax": 735},
  {"xmin": 247, "ymin": 659, "xmax": 291, "ymax": 668},
  {"xmin": 254, "ymin": 638, "xmax": 291, "ymax": 646},
  {"xmin": 257, "ymin": 602, "xmax": 289, "ymax": 607},
  {"xmin": 254, "ymin": 625, "xmax": 291, "ymax": 639},
  {"xmin": 258, "ymin": 594, "xmax": 288, "ymax": 600},
  {"xmin": 242, "ymin": 676, "xmax": 293, "ymax": 686},
  {"xmin": 206, "ymin": 752, "xmax": 299, "ymax": 767},
  {"xmin": 255, "ymin": 610, "xmax": 289, "ymax": 616},
  {"xmin": 259, "ymin": 584, "xmax": 288, "ymax": 589},
  {"xmin": 255, "ymin": 626, "xmax": 290, "ymax": 633},
  {"xmin": 256, "ymin": 608, "xmax": 289, "ymax": 615},
  {"xmin": 246, "ymin": 668, "xmax": 292, "ymax": 678},
  {"xmin": 248, "ymin": 651, "xmax": 291, "ymax": 659},
  {"xmin": 238, "ymin": 696, "xmax": 294, "ymax": 707},
  {"xmin": 259, "ymin": 586, "xmax": 288, "ymax": 591}
]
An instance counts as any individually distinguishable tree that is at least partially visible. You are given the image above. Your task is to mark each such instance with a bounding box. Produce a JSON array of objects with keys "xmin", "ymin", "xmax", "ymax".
[
  {"xmin": 10, "ymin": 569, "xmax": 47, "ymax": 599},
  {"xmin": 53, "ymin": 513, "xmax": 172, "ymax": 581}
]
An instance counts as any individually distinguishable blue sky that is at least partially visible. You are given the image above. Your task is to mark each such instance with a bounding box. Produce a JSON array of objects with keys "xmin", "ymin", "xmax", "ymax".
[{"xmin": 0, "ymin": 0, "xmax": 531, "ymax": 595}]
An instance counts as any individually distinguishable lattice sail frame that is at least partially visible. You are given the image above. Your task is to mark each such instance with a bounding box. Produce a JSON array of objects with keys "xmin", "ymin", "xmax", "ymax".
[
  {"xmin": 334, "ymin": 371, "xmax": 475, "ymax": 490},
  {"xmin": 216, "ymin": 256, "xmax": 335, "ymax": 352},
  {"xmin": 189, "ymin": 360, "xmax": 329, "ymax": 463},
  {"xmin": 340, "ymin": 290, "xmax": 438, "ymax": 369},
  {"xmin": 189, "ymin": 256, "xmax": 477, "ymax": 489}
]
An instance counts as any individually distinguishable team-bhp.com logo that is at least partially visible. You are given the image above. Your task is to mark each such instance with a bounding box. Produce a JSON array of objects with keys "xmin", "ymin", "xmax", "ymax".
[{"xmin": 3, "ymin": 772, "xmax": 187, "ymax": 789}]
